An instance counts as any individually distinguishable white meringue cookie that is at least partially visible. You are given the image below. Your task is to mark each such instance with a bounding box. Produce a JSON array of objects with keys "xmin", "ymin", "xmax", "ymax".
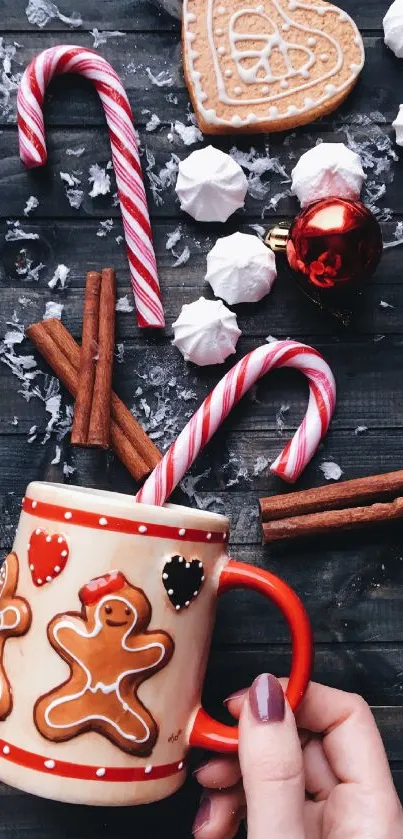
[
  {"xmin": 172, "ymin": 297, "xmax": 241, "ymax": 366},
  {"xmin": 175, "ymin": 145, "xmax": 248, "ymax": 222},
  {"xmin": 384, "ymin": 0, "xmax": 403, "ymax": 57},
  {"xmin": 291, "ymin": 143, "xmax": 366, "ymax": 207},
  {"xmin": 206, "ymin": 232, "xmax": 277, "ymax": 305},
  {"xmin": 393, "ymin": 104, "xmax": 403, "ymax": 145}
]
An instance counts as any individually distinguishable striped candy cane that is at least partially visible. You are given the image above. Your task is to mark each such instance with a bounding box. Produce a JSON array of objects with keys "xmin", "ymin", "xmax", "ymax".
[
  {"xmin": 136, "ymin": 340, "xmax": 336, "ymax": 505},
  {"xmin": 17, "ymin": 45, "xmax": 164, "ymax": 329}
]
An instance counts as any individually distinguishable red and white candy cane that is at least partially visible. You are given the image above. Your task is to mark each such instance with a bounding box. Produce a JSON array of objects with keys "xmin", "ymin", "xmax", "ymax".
[
  {"xmin": 136, "ymin": 340, "xmax": 336, "ymax": 506},
  {"xmin": 17, "ymin": 45, "xmax": 164, "ymax": 329}
]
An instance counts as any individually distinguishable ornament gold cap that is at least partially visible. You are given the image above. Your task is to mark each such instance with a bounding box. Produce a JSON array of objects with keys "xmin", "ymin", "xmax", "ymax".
[{"xmin": 265, "ymin": 223, "xmax": 290, "ymax": 252}]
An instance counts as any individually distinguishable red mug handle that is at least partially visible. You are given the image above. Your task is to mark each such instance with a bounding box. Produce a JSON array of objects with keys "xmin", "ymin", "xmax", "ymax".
[{"xmin": 189, "ymin": 559, "xmax": 313, "ymax": 753}]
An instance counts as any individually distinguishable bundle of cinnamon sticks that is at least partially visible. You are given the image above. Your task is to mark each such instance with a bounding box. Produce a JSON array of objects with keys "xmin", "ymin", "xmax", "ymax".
[
  {"xmin": 260, "ymin": 470, "xmax": 403, "ymax": 543},
  {"xmin": 27, "ymin": 268, "xmax": 162, "ymax": 482}
]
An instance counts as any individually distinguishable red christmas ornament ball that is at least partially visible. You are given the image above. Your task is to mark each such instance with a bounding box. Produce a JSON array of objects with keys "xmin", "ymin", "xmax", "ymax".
[{"xmin": 286, "ymin": 197, "xmax": 383, "ymax": 291}]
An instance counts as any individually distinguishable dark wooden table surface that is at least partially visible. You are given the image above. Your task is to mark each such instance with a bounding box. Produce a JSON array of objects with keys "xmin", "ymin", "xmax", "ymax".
[{"xmin": 1, "ymin": 0, "xmax": 403, "ymax": 835}]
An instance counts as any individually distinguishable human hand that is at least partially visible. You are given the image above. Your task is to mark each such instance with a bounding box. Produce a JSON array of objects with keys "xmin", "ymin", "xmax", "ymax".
[{"xmin": 192, "ymin": 677, "xmax": 403, "ymax": 839}]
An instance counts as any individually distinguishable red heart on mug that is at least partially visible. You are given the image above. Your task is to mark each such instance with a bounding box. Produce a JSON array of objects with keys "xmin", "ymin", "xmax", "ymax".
[{"xmin": 28, "ymin": 529, "xmax": 69, "ymax": 587}]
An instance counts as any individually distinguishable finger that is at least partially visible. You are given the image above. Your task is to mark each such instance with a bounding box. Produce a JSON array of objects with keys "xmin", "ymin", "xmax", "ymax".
[
  {"xmin": 192, "ymin": 785, "xmax": 246, "ymax": 839},
  {"xmin": 302, "ymin": 736, "xmax": 338, "ymax": 800},
  {"xmin": 304, "ymin": 799, "xmax": 324, "ymax": 839},
  {"xmin": 193, "ymin": 756, "xmax": 242, "ymax": 790},
  {"xmin": 295, "ymin": 682, "xmax": 394, "ymax": 789},
  {"xmin": 223, "ymin": 688, "xmax": 247, "ymax": 721},
  {"xmin": 239, "ymin": 673, "xmax": 305, "ymax": 839}
]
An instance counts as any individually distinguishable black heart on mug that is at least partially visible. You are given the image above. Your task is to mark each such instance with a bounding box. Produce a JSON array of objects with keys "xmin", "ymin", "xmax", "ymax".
[{"xmin": 162, "ymin": 555, "xmax": 205, "ymax": 611}]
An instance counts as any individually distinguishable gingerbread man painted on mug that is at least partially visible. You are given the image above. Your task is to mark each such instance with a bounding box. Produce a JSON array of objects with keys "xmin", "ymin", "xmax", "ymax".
[
  {"xmin": 34, "ymin": 571, "xmax": 174, "ymax": 757},
  {"xmin": 0, "ymin": 553, "xmax": 32, "ymax": 720}
]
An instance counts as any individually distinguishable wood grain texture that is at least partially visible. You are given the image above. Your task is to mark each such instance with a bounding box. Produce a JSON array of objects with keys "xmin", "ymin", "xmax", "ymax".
[{"xmin": 0, "ymin": 0, "xmax": 402, "ymax": 831}]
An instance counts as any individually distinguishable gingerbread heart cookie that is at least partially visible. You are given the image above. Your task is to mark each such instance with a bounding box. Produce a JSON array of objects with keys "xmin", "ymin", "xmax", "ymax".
[{"xmin": 183, "ymin": 0, "xmax": 365, "ymax": 134}]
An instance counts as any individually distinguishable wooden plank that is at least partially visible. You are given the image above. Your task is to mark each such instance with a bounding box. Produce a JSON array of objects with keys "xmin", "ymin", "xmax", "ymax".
[
  {"xmin": 1, "ymin": 278, "xmax": 402, "ymax": 339},
  {"xmin": 204, "ymin": 647, "xmax": 403, "ymax": 710},
  {"xmin": 0, "ymin": 0, "xmax": 387, "ymax": 31},
  {"xmin": 0, "ymin": 776, "xmax": 200, "ymax": 838},
  {"xmin": 1, "ymin": 0, "xmax": 179, "ymax": 31},
  {"xmin": 2, "ymin": 333, "xmax": 403, "ymax": 433},
  {"xmin": 1, "ymin": 219, "xmax": 402, "ymax": 287},
  {"xmin": 0, "ymin": 34, "xmax": 397, "ymax": 127},
  {"xmin": 0, "ymin": 125, "xmax": 400, "ymax": 222}
]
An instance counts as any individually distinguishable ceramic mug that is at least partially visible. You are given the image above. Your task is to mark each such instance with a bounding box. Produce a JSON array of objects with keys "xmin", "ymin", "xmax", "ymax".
[{"xmin": 0, "ymin": 482, "xmax": 312, "ymax": 806}]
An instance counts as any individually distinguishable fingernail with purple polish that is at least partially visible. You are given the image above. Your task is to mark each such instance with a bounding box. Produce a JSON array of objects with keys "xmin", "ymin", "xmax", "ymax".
[
  {"xmin": 249, "ymin": 673, "xmax": 285, "ymax": 723},
  {"xmin": 223, "ymin": 688, "xmax": 247, "ymax": 705},
  {"xmin": 193, "ymin": 795, "xmax": 211, "ymax": 834}
]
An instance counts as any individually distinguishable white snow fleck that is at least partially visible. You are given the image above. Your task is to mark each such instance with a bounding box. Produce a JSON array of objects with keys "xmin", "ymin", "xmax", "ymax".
[
  {"xmin": 141, "ymin": 108, "xmax": 161, "ymax": 131},
  {"xmin": 44, "ymin": 301, "xmax": 63, "ymax": 320},
  {"xmin": 116, "ymin": 295, "xmax": 134, "ymax": 313},
  {"xmin": 51, "ymin": 444, "xmax": 61, "ymax": 465},
  {"xmin": 354, "ymin": 425, "xmax": 368, "ymax": 435},
  {"xmin": 249, "ymin": 224, "xmax": 266, "ymax": 239},
  {"xmin": 266, "ymin": 335, "xmax": 278, "ymax": 344},
  {"xmin": 140, "ymin": 398, "xmax": 151, "ymax": 419},
  {"xmin": 90, "ymin": 29, "xmax": 125, "ymax": 49},
  {"xmin": 45, "ymin": 393, "xmax": 62, "ymax": 436},
  {"xmin": 166, "ymin": 226, "xmax": 182, "ymax": 251},
  {"xmin": 253, "ymin": 455, "xmax": 270, "ymax": 476},
  {"xmin": 60, "ymin": 172, "xmax": 81, "ymax": 188},
  {"xmin": 66, "ymin": 189, "xmax": 84, "ymax": 209},
  {"xmin": 48, "ymin": 264, "xmax": 70, "ymax": 290},
  {"xmin": 276, "ymin": 403, "xmax": 290, "ymax": 434},
  {"xmin": 145, "ymin": 68, "xmax": 173, "ymax": 87},
  {"xmin": 15, "ymin": 250, "xmax": 45, "ymax": 282},
  {"xmin": 23, "ymin": 196, "xmax": 39, "ymax": 216},
  {"xmin": 379, "ymin": 300, "xmax": 395, "ymax": 309},
  {"xmin": 374, "ymin": 334, "xmax": 385, "ymax": 342},
  {"xmin": 63, "ymin": 462, "xmax": 75, "ymax": 477},
  {"xmin": 230, "ymin": 145, "xmax": 290, "ymax": 205},
  {"xmin": 96, "ymin": 219, "xmax": 113, "ymax": 237},
  {"xmin": 115, "ymin": 343, "xmax": 125, "ymax": 364},
  {"xmin": 145, "ymin": 149, "xmax": 180, "ymax": 206},
  {"xmin": 319, "ymin": 461, "xmax": 343, "ymax": 481},
  {"xmin": 0, "ymin": 39, "xmax": 22, "ymax": 121},
  {"xmin": 144, "ymin": 113, "xmax": 161, "ymax": 132},
  {"xmin": 172, "ymin": 121, "xmax": 203, "ymax": 146},
  {"xmin": 26, "ymin": 0, "xmax": 82, "ymax": 28},
  {"xmin": 4, "ymin": 329, "xmax": 24, "ymax": 348},
  {"xmin": 66, "ymin": 146, "xmax": 85, "ymax": 157},
  {"xmin": 173, "ymin": 245, "xmax": 190, "ymax": 267},
  {"xmin": 115, "ymin": 235, "xmax": 123, "ymax": 245},
  {"xmin": 5, "ymin": 222, "xmax": 39, "ymax": 242},
  {"xmin": 88, "ymin": 164, "xmax": 111, "ymax": 198}
]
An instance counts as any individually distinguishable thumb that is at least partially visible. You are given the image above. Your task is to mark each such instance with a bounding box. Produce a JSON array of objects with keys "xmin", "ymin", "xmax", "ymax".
[{"xmin": 239, "ymin": 673, "xmax": 305, "ymax": 839}]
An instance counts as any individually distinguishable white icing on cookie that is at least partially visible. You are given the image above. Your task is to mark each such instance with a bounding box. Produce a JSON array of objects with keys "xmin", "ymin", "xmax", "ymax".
[{"xmin": 184, "ymin": 0, "xmax": 365, "ymax": 127}]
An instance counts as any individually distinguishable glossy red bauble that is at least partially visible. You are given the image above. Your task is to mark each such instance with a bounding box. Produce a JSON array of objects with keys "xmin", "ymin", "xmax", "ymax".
[{"xmin": 286, "ymin": 198, "xmax": 383, "ymax": 291}]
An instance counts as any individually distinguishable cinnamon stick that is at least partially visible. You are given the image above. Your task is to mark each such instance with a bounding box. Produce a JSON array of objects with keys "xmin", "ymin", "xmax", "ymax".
[
  {"xmin": 46, "ymin": 319, "xmax": 161, "ymax": 472},
  {"xmin": 71, "ymin": 271, "xmax": 101, "ymax": 446},
  {"xmin": 262, "ymin": 497, "xmax": 403, "ymax": 543},
  {"xmin": 46, "ymin": 319, "xmax": 160, "ymax": 472},
  {"xmin": 260, "ymin": 469, "xmax": 403, "ymax": 522},
  {"xmin": 87, "ymin": 268, "xmax": 116, "ymax": 448},
  {"xmin": 26, "ymin": 319, "xmax": 162, "ymax": 482}
]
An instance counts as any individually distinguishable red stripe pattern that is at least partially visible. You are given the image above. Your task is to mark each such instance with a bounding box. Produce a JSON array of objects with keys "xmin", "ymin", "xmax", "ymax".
[
  {"xmin": 17, "ymin": 46, "xmax": 164, "ymax": 329},
  {"xmin": 22, "ymin": 496, "xmax": 228, "ymax": 544},
  {"xmin": 136, "ymin": 340, "xmax": 336, "ymax": 505},
  {"xmin": 0, "ymin": 737, "xmax": 185, "ymax": 782}
]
